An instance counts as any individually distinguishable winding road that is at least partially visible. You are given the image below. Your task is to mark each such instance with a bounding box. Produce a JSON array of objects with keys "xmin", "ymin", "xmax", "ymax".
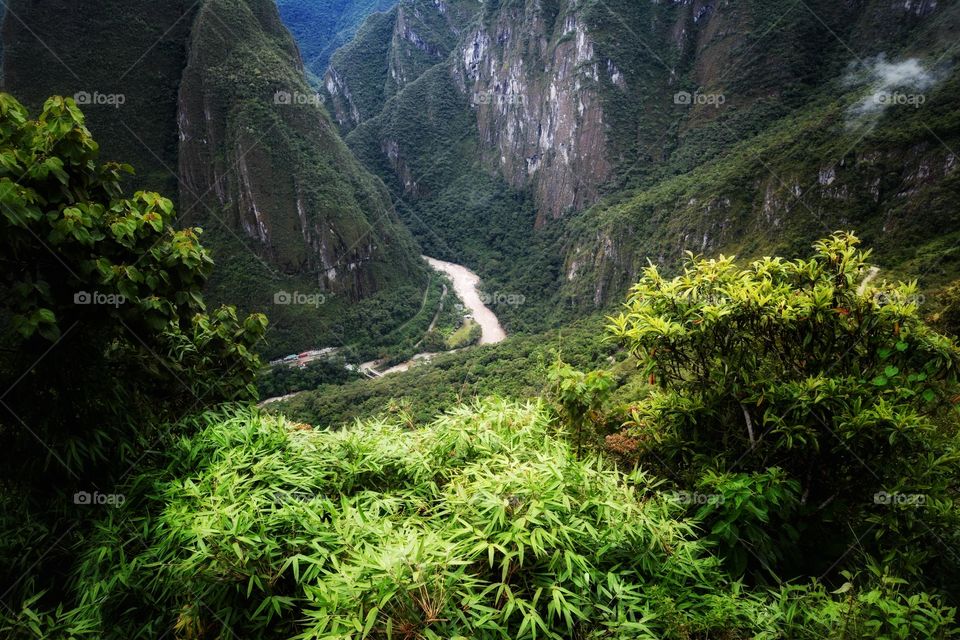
[
  {"xmin": 261, "ymin": 257, "xmax": 506, "ymax": 403},
  {"xmin": 423, "ymin": 256, "xmax": 506, "ymax": 345}
]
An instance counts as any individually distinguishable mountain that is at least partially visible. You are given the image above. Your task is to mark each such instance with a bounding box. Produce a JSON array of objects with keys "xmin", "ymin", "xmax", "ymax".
[
  {"xmin": 555, "ymin": 0, "xmax": 960, "ymax": 306},
  {"xmin": 299, "ymin": 0, "xmax": 960, "ymax": 330},
  {"xmin": 1, "ymin": 0, "xmax": 428, "ymax": 356},
  {"xmin": 276, "ymin": 0, "xmax": 397, "ymax": 85},
  {"xmin": 324, "ymin": 0, "xmax": 479, "ymax": 130}
]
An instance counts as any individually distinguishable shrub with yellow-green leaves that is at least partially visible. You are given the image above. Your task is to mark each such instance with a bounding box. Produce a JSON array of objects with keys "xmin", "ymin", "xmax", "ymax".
[{"xmin": 609, "ymin": 232, "xmax": 960, "ymax": 584}]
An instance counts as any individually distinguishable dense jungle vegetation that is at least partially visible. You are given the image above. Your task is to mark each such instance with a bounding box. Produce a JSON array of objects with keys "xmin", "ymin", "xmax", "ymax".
[
  {"xmin": 1, "ymin": 95, "xmax": 958, "ymax": 636},
  {"xmin": 2, "ymin": 0, "xmax": 960, "ymax": 636}
]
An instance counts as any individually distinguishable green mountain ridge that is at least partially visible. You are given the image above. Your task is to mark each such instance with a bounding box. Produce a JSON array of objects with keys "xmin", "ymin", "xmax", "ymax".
[
  {"xmin": 1, "ymin": 0, "xmax": 428, "ymax": 357},
  {"xmin": 276, "ymin": 0, "xmax": 397, "ymax": 84},
  {"xmin": 303, "ymin": 0, "xmax": 960, "ymax": 331}
]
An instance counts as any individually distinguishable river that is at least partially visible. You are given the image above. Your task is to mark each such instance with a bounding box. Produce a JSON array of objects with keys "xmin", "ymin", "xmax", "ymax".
[
  {"xmin": 423, "ymin": 256, "xmax": 506, "ymax": 345},
  {"xmin": 261, "ymin": 257, "xmax": 505, "ymax": 404}
]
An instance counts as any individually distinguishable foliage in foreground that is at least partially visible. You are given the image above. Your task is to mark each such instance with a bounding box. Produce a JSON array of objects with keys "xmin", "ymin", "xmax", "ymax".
[
  {"xmin": 0, "ymin": 94, "xmax": 267, "ymax": 478},
  {"xmin": 608, "ymin": 232, "xmax": 960, "ymax": 585},
  {"xmin": 3, "ymin": 400, "xmax": 956, "ymax": 639},
  {"xmin": 0, "ymin": 93, "xmax": 267, "ymax": 606}
]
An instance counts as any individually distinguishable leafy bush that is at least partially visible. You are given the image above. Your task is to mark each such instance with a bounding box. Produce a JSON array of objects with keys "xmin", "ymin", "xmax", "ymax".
[
  {"xmin": 0, "ymin": 94, "xmax": 267, "ymax": 476},
  {"xmin": 775, "ymin": 562, "xmax": 959, "ymax": 639},
  {"xmin": 4, "ymin": 400, "xmax": 956, "ymax": 638},
  {"xmin": 0, "ymin": 401, "xmax": 781, "ymax": 639},
  {"xmin": 609, "ymin": 232, "xmax": 960, "ymax": 583},
  {"xmin": 0, "ymin": 93, "xmax": 266, "ymax": 609},
  {"xmin": 548, "ymin": 358, "xmax": 615, "ymax": 456}
]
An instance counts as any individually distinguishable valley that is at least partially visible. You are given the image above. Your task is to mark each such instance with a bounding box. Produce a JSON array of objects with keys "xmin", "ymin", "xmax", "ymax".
[
  {"xmin": 1, "ymin": 0, "xmax": 960, "ymax": 638},
  {"xmin": 263, "ymin": 255, "xmax": 505, "ymax": 402}
]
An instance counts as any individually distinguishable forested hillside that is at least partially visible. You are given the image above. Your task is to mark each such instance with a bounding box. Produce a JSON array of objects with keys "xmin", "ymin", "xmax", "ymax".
[
  {"xmin": 276, "ymin": 0, "xmax": 396, "ymax": 83},
  {"xmin": 1, "ymin": 0, "xmax": 427, "ymax": 357},
  {"xmin": 311, "ymin": 0, "xmax": 960, "ymax": 332}
]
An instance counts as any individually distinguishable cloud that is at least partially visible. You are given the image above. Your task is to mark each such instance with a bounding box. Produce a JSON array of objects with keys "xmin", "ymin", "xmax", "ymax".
[{"xmin": 844, "ymin": 55, "xmax": 939, "ymax": 130}]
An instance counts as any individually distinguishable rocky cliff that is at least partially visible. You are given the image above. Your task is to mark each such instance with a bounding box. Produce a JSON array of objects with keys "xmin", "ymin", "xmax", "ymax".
[
  {"xmin": 558, "ymin": 0, "xmax": 960, "ymax": 308},
  {"xmin": 325, "ymin": 0, "xmax": 478, "ymax": 131},
  {"xmin": 2, "ymin": 0, "xmax": 427, "ymax": 353},
  {"xmin": 305, "ymin": 0, "xmax": 959, "ymax": 330},
  {"xmin": 325, "ymin": 0, "xmax": 607, "ymax": 223},
  {"xmin": 454, "ymin": 2, "xmax": 612, "ymax": 224},
  {"xmin": 176, "ymin": 0, "xmax": 421, "ymax": 298}
]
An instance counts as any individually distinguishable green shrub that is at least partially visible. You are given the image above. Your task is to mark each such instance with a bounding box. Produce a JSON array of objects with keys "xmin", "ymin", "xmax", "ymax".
[
  {"xmin": 1, "ymin": 400, "xmax": 777, "ymax": 639},
  {"xmin": 0, "ymin": 93, "xmax": 267, "ymax": 613},
  {"xmin": 609, "ymin": 232, "xmax": 960, "ymax": 582},
  {"xmin": 775, "ymin": 563, "xmax": 959, "ymax": 639},
  {"xmin": 0, "ymin": 93, "xmax": 267, "ymax": 475},
  {"xmin": 4, "ymin": 400, "xmax": 956, "ymax": 638},
  {"xmin": 548, "ymin": 358, "xmax": 615, "ymax": 456}
]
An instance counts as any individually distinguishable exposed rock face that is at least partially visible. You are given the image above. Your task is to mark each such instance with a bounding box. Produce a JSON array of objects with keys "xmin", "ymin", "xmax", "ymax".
[
  {"xmin": 326, "ymin": 66, "xmax": 362, "ymax": 128},
  {"xmin": 562, "ymin": 139, "xmax": 960, "ymax": 310},
  {"xmin": 551, "ymin": 0, "xmax": 960, "ymax": 308},
  {"xmin": 3, "ymin": 0, "xmax": 424, "ymax": 302},
  {"xmin": 325, "ymin": 0, "xmax": 615, "ymax": 224},
  {"xmin": 303, "ymin": 0, "xmax": 959, "ymax": 321},
  {"xmin": 454, "ymin": 3, "xmax": 611, "ymax": 224},
  {"xmin": 324, "ymin": 0, "xmax": 475, "ymax": 131},
  {"xmin": 177, "ymin": 0, "xmax": 420, "ymax": 299}
]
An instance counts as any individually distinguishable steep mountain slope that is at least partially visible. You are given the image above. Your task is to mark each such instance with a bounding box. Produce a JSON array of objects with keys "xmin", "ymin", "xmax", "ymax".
[
  {"xmin": 1, "ymin": 0, "xmax": 427, "ymax": 356},
  {"xmin": 325, "ymin": 0, "xmax": 480, "ymax": 130},
  {"xmin": 302, "ymin": 0, "xmax": 959, "ymax": 331},
  {"xmin": 323, "ymin": 0, "xmax": 544, "ymax": 308},
  {"xmin": 557, "ymin": 0, "xmax": 960, "ymax": 306},
  {"xmin": 177, "ymin": 0, "xmax": 420, "ymax": 297},
  {"xmin": 276, "ymin": 0, "xmax": 396, "ymax": 84}
]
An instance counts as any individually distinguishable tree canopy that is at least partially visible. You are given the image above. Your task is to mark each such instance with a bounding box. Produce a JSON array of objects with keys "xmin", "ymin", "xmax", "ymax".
[{"xmin": 0, "ymin": 93, "xmax": 267, "ymax": 481}]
